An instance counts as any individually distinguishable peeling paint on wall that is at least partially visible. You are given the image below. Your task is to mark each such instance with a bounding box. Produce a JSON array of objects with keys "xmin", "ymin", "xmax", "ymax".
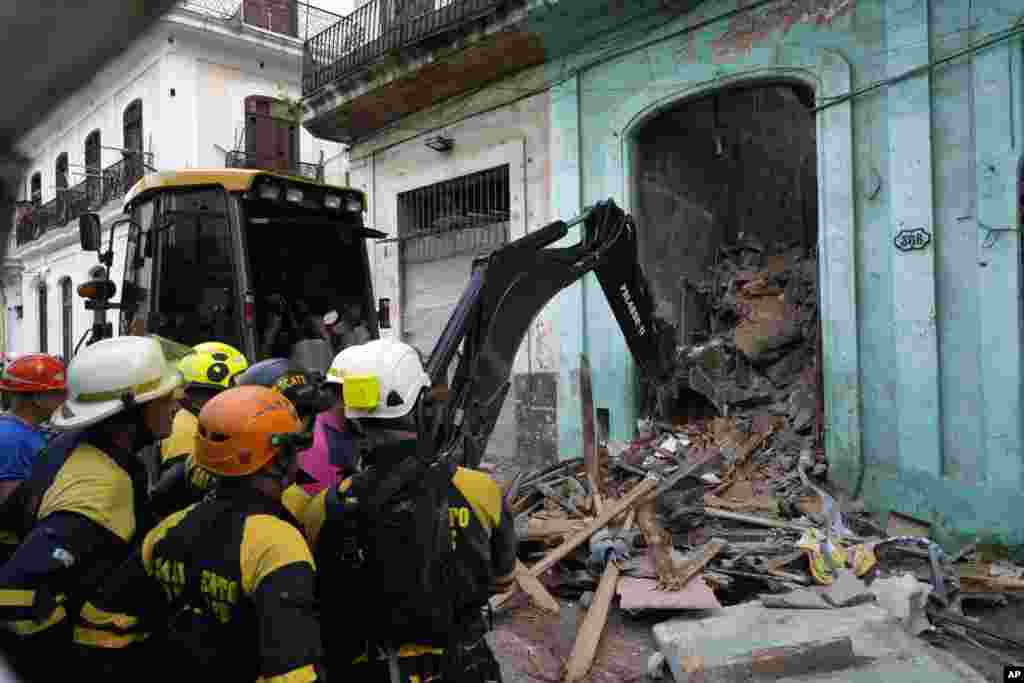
[{"xmin": 710, "ymin": 0, "xmax": 856, "ymax": 61}]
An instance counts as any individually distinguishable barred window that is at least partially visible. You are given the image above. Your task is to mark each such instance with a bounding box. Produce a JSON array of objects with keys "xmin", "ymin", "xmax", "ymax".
[{"xmin": 397, "ymin": 164, "xmax": 510, "ymax": 238}]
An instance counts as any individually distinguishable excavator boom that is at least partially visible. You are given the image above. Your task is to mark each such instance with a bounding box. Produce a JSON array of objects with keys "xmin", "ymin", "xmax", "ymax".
[{"xmin": 425, "ymin": 199, "xmax": 676, "ymax": 468}]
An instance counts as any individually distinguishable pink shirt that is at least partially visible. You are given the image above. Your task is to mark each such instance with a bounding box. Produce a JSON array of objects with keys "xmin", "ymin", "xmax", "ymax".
[{"xmin": 298, "ymin": 410, "xmax": 352, "ymax": 495}]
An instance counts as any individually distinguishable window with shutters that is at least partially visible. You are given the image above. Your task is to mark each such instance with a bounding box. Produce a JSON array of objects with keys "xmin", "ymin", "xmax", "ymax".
[
  {"xmin": 243, "ymin": 0, "xmax": 298, "ymax": 37},
  {"xmin": 56, "ymin": 153, "xmax": 69, "ymax": 221},
  {"xmin": 244, "ymin": 95, "xmax": 298, "ymax": 175},
  {"xmin": 61, "ymin": 278, "xmax": 73, "ymax": 361},
  {"xmin": 38, "ymin": 282, "xmax": 48, "ymax": 353},
  {"xmin": 85, "ymin": 130, "xmax": 101, "ymax": 205},
  {"xmin": 30, "ymin": 173, "xmax": 41, "ymax": 205},
  {"xmin": 123, "ymin": 100, "xmax": 144, "ymax": 188}
]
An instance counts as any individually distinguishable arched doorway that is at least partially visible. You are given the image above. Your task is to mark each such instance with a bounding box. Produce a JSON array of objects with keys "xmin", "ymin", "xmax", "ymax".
[{"xmin": 631, "ymin": 82, "xmax": 822, "ymax": 437}]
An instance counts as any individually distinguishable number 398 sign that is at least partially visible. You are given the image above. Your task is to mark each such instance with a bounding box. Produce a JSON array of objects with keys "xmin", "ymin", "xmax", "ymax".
[{"xmin": 894, "ymin": 227, "xmax": 931, "ymax": 252}]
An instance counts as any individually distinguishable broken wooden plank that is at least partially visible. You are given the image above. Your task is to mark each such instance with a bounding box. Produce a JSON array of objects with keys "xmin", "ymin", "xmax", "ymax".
[
  {"xmin": 579, "ymin": 353, "xmax": 603, "ymax": 513},
  {"xmin": 675, "ymin": 539, "xmax": 727, "ymax": 589},
  {"xmin": 524, "ymin": 516, "xmax": 591, "ymax": 542},
  {"xmin": 514, "ymin": 559, "xmax": 560, "ymax": 614},
  {"xmin": 492, "ymin": 475, "xmax": 659, "ymax": 611},
  {"xmin": 563, "ymin": 509, "xmax": 635, "ymax": 683},
  {"xmin": 959, "ymin": 573, "xmax": 1024, "ymax": 594}
]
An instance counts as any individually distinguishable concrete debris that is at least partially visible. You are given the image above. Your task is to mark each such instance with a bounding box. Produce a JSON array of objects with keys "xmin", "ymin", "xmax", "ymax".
[
  {"xmin": 869, "ymin": 573, "xmax": 933, "ymax": 636},
  {"xmin": 647, "ymin": 651, "xmax": 667, "ymax": 679},
  {"xmin": 652, "ymin": 602, "xmax": 987, "ymax": 682}
]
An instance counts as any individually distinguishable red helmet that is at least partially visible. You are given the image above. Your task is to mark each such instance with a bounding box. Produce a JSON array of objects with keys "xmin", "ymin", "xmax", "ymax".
[{"xmin": 0, "ymin": 354, "xmax": 68, "ymax": 393}]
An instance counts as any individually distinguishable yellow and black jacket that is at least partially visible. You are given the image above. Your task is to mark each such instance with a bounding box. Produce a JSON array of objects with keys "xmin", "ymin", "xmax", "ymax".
[
  {"xmin": 77, "ymin": 485, "xmax": 324, "ymax": 683},
  {"xmin": 0, "ymin": 430, "xmax": 152, "ymax": 649},
  {"xmin": 302, "ymin": 465, "xmax": 517, "ymax": 672},
  {"xmin": 149, "ymin": 409, "xmax": 214, "ymax": 519}
]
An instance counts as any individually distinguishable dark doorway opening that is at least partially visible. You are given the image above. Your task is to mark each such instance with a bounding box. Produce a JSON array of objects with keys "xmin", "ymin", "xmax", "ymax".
[{"xmin": 632, "ymin": 82, "xmax": 822, "ymax": 440}]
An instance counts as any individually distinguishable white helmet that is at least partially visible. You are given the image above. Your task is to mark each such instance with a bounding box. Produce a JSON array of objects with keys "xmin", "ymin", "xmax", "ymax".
[
  {"xmin": 50, "ymin": 336, "xmax": 183, "ymax": 430},
  {"xmin": 326, "ymin": 339, "xmax": 430, "ymax": 420}
]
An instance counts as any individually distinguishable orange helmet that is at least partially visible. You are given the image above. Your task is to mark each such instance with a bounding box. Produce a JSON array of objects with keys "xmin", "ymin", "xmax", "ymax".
[
  {"xmin": 194, "ymin": 385, "xmax": 303, "ymax": 478},
  {"xmin": 0, "ymin": 354, "xmax": 67, "ymax": 393}
]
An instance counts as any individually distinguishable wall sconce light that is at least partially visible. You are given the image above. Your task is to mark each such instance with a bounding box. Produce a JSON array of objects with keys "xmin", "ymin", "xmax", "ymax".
[{"xmin": 425, "ymin": 135, "xmax": 453, "ymax": 153}]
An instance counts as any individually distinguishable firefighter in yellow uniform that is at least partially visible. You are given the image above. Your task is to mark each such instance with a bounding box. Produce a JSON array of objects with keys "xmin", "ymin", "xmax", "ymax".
[
  {"xmin": 148, "ymin": 342, "xmax": 248, "ymax": 519},
  {"xmin": 75, "ymin": 385, "xmax": 325, "ymax": 682},
  {"xmin": 301, "ymin": 340, "xmax": 517, "ymax": 682},
  {"xmin": 0, "ymin": 336, "xmax": 181, "ymax": 682}
]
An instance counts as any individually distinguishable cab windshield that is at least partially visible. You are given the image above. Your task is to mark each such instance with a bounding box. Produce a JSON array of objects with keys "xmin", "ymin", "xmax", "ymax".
[{"xmin": 126, "ymin": 187, "xmax": 244, "ymax": 349}]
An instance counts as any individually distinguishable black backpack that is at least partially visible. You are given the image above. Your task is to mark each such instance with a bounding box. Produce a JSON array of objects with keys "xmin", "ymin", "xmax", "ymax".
[{"xmin": 331, "ymin": 428, "xmax": 458, "ymax": 652}]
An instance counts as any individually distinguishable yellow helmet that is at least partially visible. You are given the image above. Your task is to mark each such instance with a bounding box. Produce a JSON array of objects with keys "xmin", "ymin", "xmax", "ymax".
[{"xmin": 178, "ymin": 342, "xmax": 249, "ymax": 390}]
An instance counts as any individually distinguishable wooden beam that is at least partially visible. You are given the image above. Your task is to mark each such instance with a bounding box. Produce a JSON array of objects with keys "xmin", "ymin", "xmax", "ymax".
[
  {"xmin": 579, "ymin": 353, "xmax": 603, "ymax": 513},
  {"xmin": 514, "ymin": 559, "xmax": 560, "ymax": 614},
  {"xmin": 675, "ymin": 538, "xmax": 726, "ymax": 589},
  {"xmin": 563, "ymin": 510, "xmax": 635, "ymax": 683},
  {"xmin": 492, "ymin": 476, "xmax": 658, "ymax": 611}
]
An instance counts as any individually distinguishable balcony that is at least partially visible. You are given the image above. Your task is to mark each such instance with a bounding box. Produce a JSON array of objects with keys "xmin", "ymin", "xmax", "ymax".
[
  {"xmin": 225, "ymin": 150, "xmax": 324, "ymax": 182},
  {"xmin": 302, "ymin": 0, "xmax": 544, "ymax": 144},
  {"xmin": 15, "ymin": 153, "xmax": 153, "ymax": 247},
  {"xmin": 178, "ymin": 0, "xmax": 341, "ymax": 41}
]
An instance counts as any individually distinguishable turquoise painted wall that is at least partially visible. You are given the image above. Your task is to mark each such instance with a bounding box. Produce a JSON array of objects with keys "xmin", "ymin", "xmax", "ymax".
[{"xmin": 543, "ymin": 0, "xmax": 1024, "ymax": 556}]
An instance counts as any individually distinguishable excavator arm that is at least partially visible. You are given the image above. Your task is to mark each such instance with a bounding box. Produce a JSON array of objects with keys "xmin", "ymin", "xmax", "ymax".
[{"xmin": 424, "ymin": 199, "xmax": 677, "ymax": 469}]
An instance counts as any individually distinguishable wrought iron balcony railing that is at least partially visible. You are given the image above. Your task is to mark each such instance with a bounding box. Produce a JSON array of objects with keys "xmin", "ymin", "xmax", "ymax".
[
  {"xmin": 179, "ymin": 0, "xmax": 341, "ymax": 41},
  {"xmin": 302, "ymin": 0, "xmax": 504, "ymax": 96},
  {"xmin": 225, "ymin": 150, "xmax": 324, "ymax": 182},
  {"xmin": 15, "ymin": 152, "xmax": 153, "ymax": 247}
]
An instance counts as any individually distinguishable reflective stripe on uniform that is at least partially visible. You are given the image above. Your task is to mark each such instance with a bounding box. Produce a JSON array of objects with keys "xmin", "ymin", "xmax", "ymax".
[
  {"xmin": 0, "ymin": 589, "xmax": 36, "ymax": 607},
  {"xmin": 79, "ymin": 600, "xmax": 139, "ymax": 631},
  {"xmin": 72, "ymin": 625, "xmax": 149, "ymax": 648},
  {"xmin": 3, "ymin": 605, "xmax": 66, "ymax": 636},
  {"xmin": 255, "ymin": 663, "xmax": 318, "ymax": 683},
  {"xmin": 398, "ymin": 644, "xmax": 445, "ymax": 657}
]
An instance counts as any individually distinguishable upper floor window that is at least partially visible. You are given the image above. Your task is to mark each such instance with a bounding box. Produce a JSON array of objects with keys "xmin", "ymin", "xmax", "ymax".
[
  {"xmin": 55, "ymin": 153, "xmax": 68, "ymax": 193},
  {"xmin": 30, "ymin": 172, "xmax": 41, "ymax": 205},
  {"xmin": 244, "ymin": 95, "xmax": 297, "ymax": 175},
  {"xmin": 243, "ymin": 0, "xmax": 298, "ymax": 37},
  {"xmin": 85, "ymin": 129, "xmax": 101, "ymax": 204},
  {"xmin": 123, "ymin": 100, "xmax": 144, "ymax": 187}
]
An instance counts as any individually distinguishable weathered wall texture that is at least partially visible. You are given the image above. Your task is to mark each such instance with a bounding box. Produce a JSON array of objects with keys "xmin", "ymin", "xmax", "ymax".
[
  {"xmin": 545, "ymin": 0, "xmax": 1024, "ymax": 554},
  {"xmin": 349, "ymin": 88, "xmax": 557, "ymax": 477}
]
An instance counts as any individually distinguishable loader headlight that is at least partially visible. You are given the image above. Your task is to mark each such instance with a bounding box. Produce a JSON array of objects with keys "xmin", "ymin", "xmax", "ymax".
[
  {"xmin": 324, "ymin": 194, "xmax": 342, "ymax": 210},
  {"xmin": 345, "ymin": 196, "xmax": 363, "ymax": 213},
  {"xmin": 258, "ymin": 182, "xmax": 282, "ymax": 201}
]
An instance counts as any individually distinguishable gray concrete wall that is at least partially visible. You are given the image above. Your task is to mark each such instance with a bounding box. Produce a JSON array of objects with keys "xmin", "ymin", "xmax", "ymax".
[{"xmin": 348, "ymin": 83, "xmax": 556, "ymax": 478}]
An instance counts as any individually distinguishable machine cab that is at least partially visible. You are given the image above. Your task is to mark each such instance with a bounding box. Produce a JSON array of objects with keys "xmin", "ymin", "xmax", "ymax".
[{"xmin": 119, "ymin": 170, "xmax": 385, "ymax": 361}]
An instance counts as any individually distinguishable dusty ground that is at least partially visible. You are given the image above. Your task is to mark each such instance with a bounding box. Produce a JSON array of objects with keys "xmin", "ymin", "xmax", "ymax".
[
  {"xmin": 489, "ymin": 594, "xmax": 658, "ymax": 683},
  {"xmin": 488, "ymin": 591, "xmax": 1024, "ymax": 683}
]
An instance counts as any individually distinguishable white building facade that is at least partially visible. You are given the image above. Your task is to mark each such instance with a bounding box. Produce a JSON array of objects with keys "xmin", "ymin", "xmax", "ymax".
[{"xmin": 3, "ymin": 0, "xmax": 348, "ymax": 359}]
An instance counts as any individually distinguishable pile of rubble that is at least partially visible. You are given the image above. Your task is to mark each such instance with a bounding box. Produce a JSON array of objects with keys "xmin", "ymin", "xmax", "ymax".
[
  {"xmin": 669, "ymin": 236, "xmax": 825, "ymax": 496},
  {"xmin": 492, "ymin": 442, "xmax": 1024, "ymax": 682},
  {"xmin": 486, "ymin": 230, "xmax": 1024, "ymax": 678}
]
